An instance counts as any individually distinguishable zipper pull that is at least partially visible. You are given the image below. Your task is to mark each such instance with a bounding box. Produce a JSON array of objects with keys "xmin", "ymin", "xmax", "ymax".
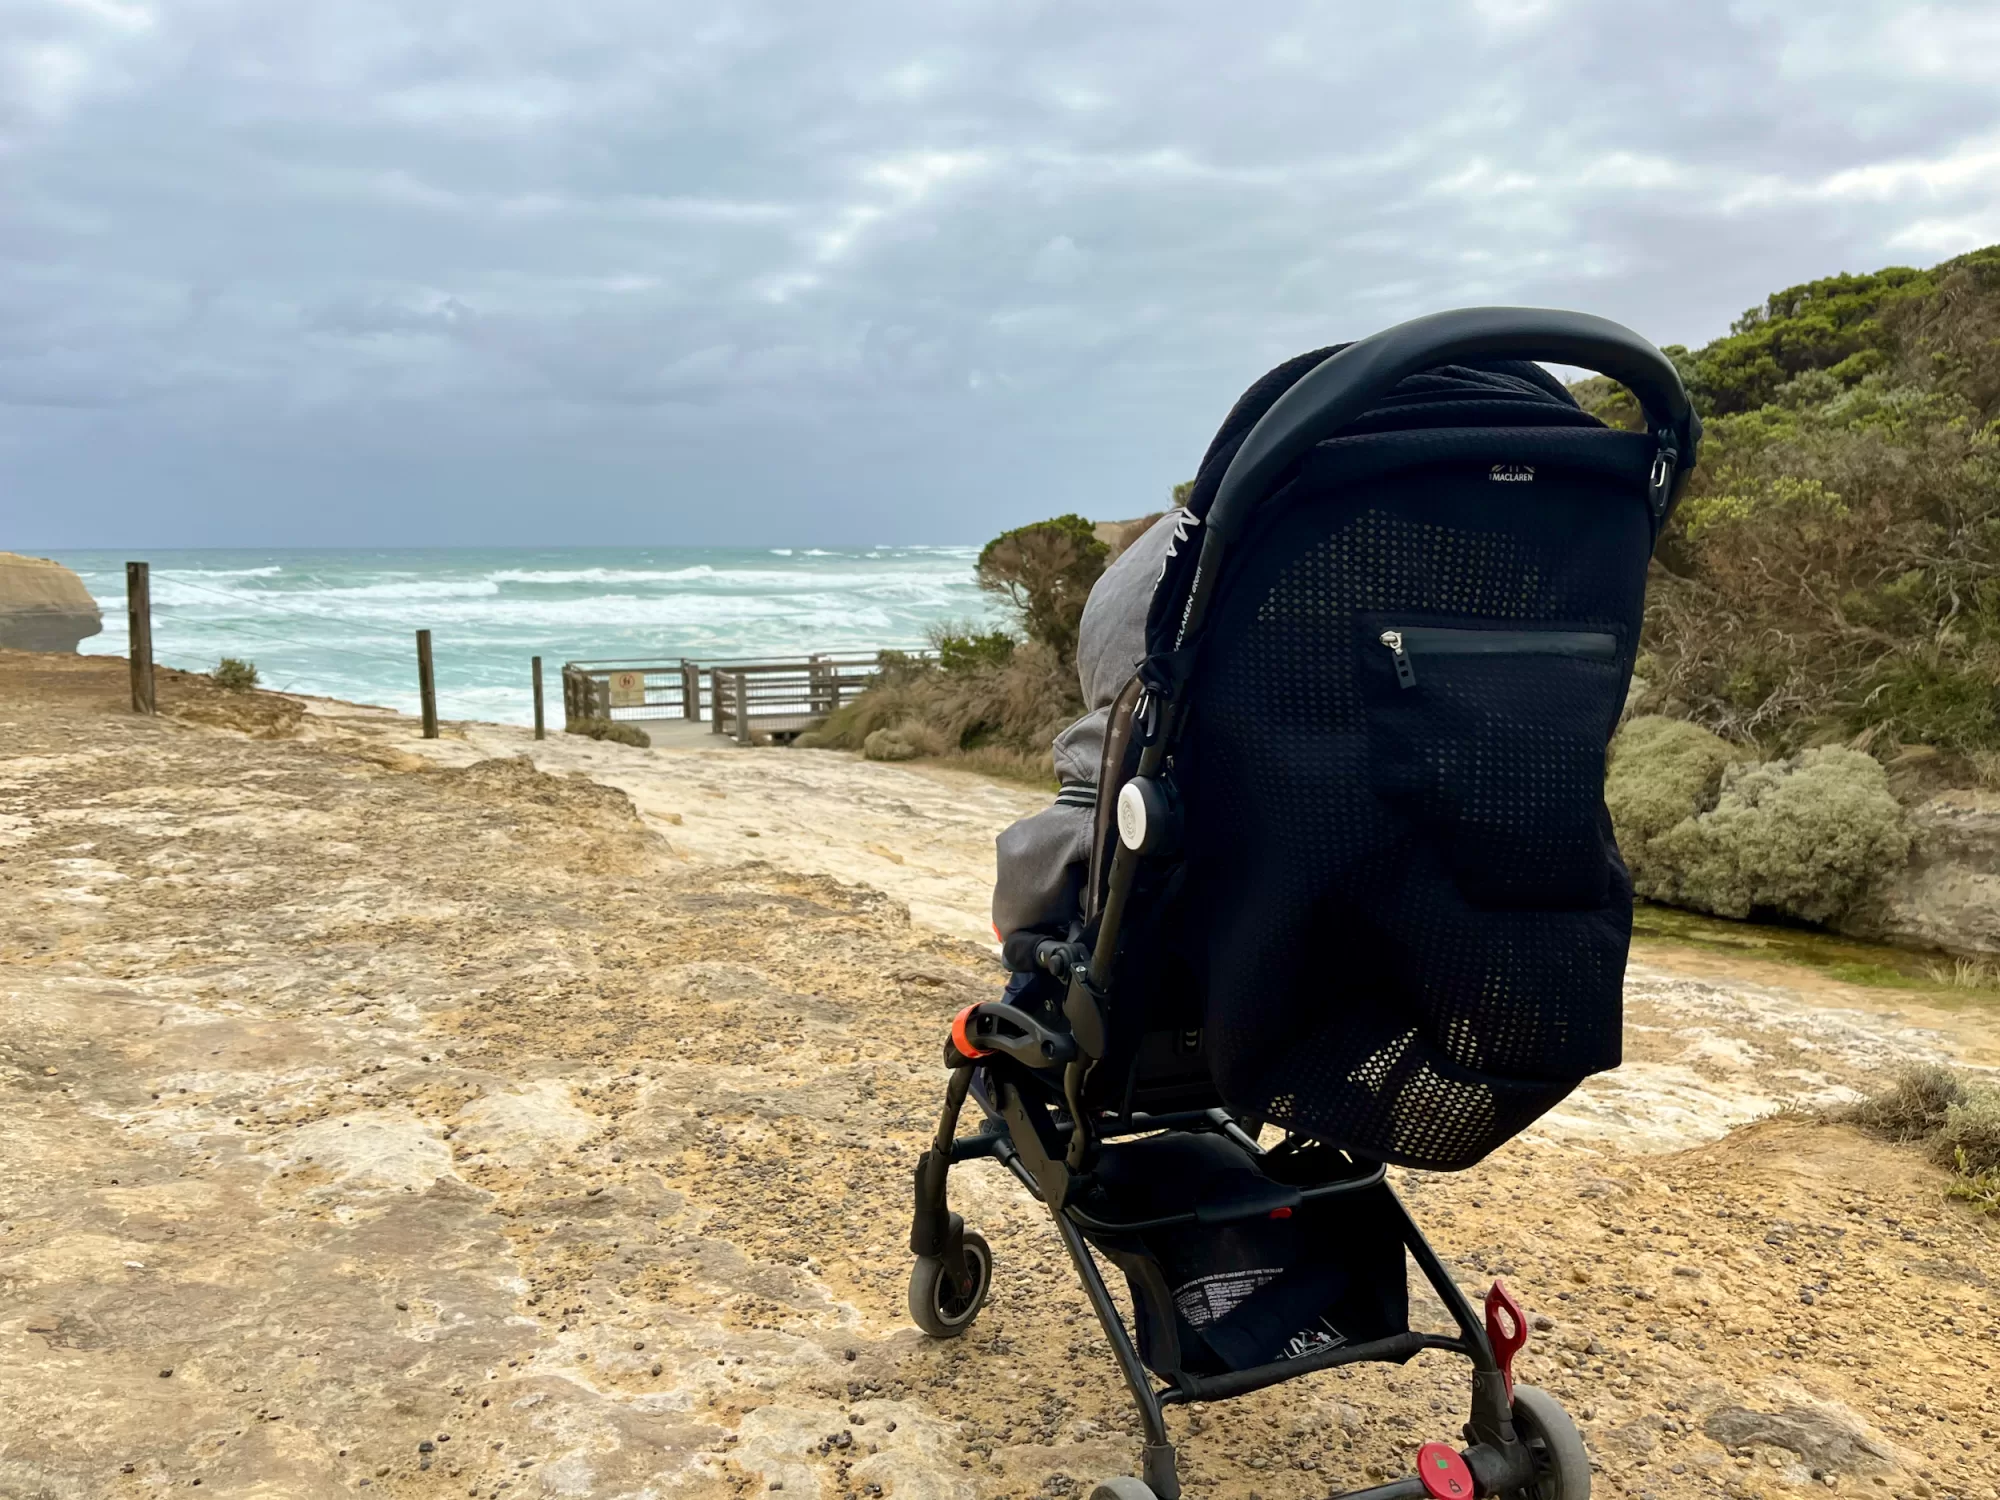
[{"xmin": 1380, "ymin": 630, "xmax": 1416, "ymax": 688}]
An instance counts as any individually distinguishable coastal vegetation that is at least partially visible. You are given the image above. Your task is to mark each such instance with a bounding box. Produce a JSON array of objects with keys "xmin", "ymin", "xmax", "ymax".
[
  {"xmin": 1582, "ymin": 244, "xmax": 2000, "ymax": 770},
  {"xmin": 212, "ymin": 656, "xmax": 259, "ymax": 692},
  {"xmin": 798, "ymin": 513, "xmax": 1118, "ymax": 780},
  {"xmin": 1840, "ymin": 1065, "xmax": 2000, "ymax": 1214},
  {"xmin": 814, "ymin": 246, "xmax": 2000, "ymax": 941},
  {"xmin": 568, "ymin": 716, "xmax": 652, "ymax": 748}
]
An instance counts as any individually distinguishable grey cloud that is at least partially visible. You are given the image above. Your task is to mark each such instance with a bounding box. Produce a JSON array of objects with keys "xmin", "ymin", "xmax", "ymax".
[{"xmin": 2, "ymin": 0, "xmax": 1998, "ymax": 545}]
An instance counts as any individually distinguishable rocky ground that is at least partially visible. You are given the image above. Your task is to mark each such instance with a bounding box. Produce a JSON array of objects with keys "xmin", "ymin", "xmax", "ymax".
[{"xmin": 1, "ymin": 651, "xmax": 1995, "ymax": 1500}]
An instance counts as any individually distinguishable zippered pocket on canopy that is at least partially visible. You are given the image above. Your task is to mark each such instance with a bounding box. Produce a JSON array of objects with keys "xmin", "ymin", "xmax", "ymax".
[
  {"xmin": 1376, "ymin": 626, "xmax": 1618, "ymax": 689},
  {"xmin": 1360, "ymin": 618, "xmax": 1626, "ymax": 909}
]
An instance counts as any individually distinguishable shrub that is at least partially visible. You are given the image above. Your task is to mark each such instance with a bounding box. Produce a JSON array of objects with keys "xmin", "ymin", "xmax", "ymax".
[
  {"xmin": 1648, "ymin": 748, "xmax": 1912, "ymax": 924},
  {"xmin": 930, "ymin": 621, "xmax": 1017, "ymax": 674},
  {"xmin": 1585, "ymin": 245, "xmax": 2000, "ymax": 761},
  {"xmin": 1842, "ymin": 1064, "xmax": 1966, "ymax": 1143},
  {"xmin": 1934, "ymin": 1091, "xmax": 2000, "ymax": 1178},
  {"xmin": 1649, "ymin": 747, "xmax": 1911, "ymax": 923},
  {"xmin": 807, "ymin": 638, "xmax": 1078, "ymax": 782},
  {"xmin": 1841, "ymin": 1065, "xmax": 2000, "ymax": 1212},
  {"xmin": 213, "ymin": 657, "xmax": 259, "ymax": 692},
  {"xmin": 568, "ymin": 717, "xmax": 651, "ymax": 749},
  {"xmin": 977, "ymin": 514, "xmax": 1108, "ymax": 667},
  {"xmin": 1605, "ymin": 716, "xmax": 1738, "ymax": 890}
]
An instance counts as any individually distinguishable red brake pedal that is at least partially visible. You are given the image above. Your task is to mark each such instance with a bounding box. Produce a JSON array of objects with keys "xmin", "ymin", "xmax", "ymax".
[
  {"xmin": 1417, "ymin": 1442, "xmax": 1475, "ymax": 1500},
  {"xmin": 1484, "ymin": 1279, "xmax": 1528, "ymax": 1399}
]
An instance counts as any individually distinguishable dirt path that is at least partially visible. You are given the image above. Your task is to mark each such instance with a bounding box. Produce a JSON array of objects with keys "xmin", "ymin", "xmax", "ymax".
[{"xmin": 2, "ymin": 654, "xmax": 1995, "ymax": 1500}]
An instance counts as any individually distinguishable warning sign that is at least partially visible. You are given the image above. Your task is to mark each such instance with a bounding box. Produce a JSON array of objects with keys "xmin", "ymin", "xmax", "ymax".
[{"xmin": 608, "ymin": 671, "xmax": 648, "ymax": 708}]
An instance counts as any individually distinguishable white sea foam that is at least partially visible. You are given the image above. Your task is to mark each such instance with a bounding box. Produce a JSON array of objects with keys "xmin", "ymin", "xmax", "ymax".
[
  {"xmin": 486, "ymin": 566, "xmax": 718, "ymax": 585},
  {"xmin": 157, "ymin": 564, "xmax": 284, "ymax": 578}
]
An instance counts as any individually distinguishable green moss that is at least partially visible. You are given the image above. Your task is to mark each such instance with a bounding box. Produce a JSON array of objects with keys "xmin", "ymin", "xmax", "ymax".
[{"xmin": 1631, "ymin": 900, "xmax": 2000, "ymax": 1004}]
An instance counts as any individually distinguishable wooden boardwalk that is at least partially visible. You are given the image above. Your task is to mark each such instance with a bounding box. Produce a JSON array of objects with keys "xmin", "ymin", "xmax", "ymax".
[{"xmin": 561, "ymin": 652, "xmax": 919, "ymax": 743}]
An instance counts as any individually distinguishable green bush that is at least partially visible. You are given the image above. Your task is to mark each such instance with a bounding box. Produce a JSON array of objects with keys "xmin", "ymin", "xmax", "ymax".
[
  {"xmin": 1935, "ymin": 1090, "xmax": 2000, "ymax": 1178},
  {"xmin": 1650, "ymin": 747, "xmax": 1910, "ymax": 924},
  {"xmin": 213, "ymin": 657, "xmax": 259, "ymax": 692},
  {"xmin": 568, "ymin": 717, "xmax": 651, "ymax": 749},
  {"xmin": 1576, "ymin": 245, "xmax": 2000, "ymax": 763},
  {"xmin": 976, "ymin": 514, "xmax": 1108, "ymax": 667},
  {"xmin": 930, "ymin": 622, "xmax": 1017, "ymax": 674},
  {"xmin": 1605, "ymin": 715, "xmax": 1738, "ymax": 870}
]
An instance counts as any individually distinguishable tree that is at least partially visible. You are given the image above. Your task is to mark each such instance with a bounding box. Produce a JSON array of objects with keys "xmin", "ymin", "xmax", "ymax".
[{"xmin": 976, "ymin": 515, "xmax": 1109, "ymax": 666}]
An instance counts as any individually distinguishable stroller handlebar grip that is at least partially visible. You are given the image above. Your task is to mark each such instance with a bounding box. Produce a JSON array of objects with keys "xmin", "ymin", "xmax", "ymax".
[{"xmin": 1208, "ymin": 306, "xmax": 1700, "ymax": 540}]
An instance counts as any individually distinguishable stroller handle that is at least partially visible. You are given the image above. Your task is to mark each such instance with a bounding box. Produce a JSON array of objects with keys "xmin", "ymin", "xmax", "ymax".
[{"xmin": 1207, "ymin": 306, "xmax": 1700, "ymax": 540}]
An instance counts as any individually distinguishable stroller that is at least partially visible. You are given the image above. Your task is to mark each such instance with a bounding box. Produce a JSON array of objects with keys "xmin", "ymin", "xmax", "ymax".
[{"xmin": 906, "ymin": 308, "xmax": 1699, "ymax": 1500}]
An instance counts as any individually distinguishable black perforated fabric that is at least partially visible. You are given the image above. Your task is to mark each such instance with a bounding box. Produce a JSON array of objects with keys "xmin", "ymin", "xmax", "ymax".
[{"xmin": 1166, "ymin": 405, "xmax": 1653, "ymax": 1171}]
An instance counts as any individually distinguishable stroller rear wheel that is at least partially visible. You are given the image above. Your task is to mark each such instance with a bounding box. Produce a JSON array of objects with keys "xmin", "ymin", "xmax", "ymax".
[
  {"xmin": 1087, "ymin": 1480, "xmax": 1157, "ymax": 1500},
  {"xmin": 1509, "ymin": 1385, "xmax": 1590, "ymax": 1500},
  {"xmin": 908, "ymin": 1228, "xmax": 992, "ymax": 1337}
]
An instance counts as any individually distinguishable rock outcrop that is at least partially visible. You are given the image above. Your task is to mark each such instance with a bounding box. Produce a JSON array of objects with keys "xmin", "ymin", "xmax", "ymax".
[
  {"xmin": 0, "ymin": 552, "xmax": 102, "ymax": 651},
  {"xmin": 1838, "ymin": 788, "xmax": 2000, "ymax": 956}
]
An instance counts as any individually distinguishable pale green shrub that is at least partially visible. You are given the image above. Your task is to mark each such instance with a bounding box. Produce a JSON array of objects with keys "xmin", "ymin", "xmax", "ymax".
[
  {"xmin": 1605, "ymin": 716, "xmax": 1737, "ymax": 895},
  {"xmin": 1651, "ymin": 747, "xmax": 1910, "ymax": 923}
]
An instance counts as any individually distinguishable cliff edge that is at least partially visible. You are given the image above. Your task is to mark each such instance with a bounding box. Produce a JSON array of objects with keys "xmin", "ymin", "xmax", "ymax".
[{"xmin": 0, "ymin": 551, "xmax": 102, "ymax": 651}]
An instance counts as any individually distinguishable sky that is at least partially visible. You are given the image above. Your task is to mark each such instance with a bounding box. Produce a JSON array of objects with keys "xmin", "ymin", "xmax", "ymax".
[{"xmin": 4, "ymin": 0, "xmax": 2000, "ymax": 549}]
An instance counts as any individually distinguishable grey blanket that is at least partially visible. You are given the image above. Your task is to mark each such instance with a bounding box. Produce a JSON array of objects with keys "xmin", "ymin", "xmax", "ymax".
[{"xmin": 991, "ymin": 513, "xmax": 1180, "ymax": 939}]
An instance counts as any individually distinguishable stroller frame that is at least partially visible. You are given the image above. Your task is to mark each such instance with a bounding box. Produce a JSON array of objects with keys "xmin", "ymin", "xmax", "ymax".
[
  {"xmin": 913, "ymin": 1052, "xmax": 1531, "ymax": 1500},
  {"xmin": 908, "ymin": 309, "xmax": 1700, "ymax": 1500}
]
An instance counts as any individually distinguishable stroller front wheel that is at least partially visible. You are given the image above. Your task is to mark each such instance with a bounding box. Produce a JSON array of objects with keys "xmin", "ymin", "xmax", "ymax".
[
  {"xmin": 907, "ymin": 1229, "xmax": 992, "ymax": 1337},
  {"xmin": 1509, "ymin": 1384, "xmax": 1590, "ymax": 1500},
  {"xmin": 1087, "ymin": 1479, "xmax": 1157, "ymax": 1500}
]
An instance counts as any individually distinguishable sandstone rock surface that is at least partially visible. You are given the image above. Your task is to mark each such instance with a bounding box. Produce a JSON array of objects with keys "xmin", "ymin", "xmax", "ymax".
[
  {"xmin": 1838, "ymin": 788, "xmax": 2000, "ymax": 956},
  {"xmin": 0, "ymin": 551, "xmax": 102, "ymax": 651}
]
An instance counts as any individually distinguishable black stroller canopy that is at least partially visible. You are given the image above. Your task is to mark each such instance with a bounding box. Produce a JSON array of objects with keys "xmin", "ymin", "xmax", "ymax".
[{"xmin": 1104, "ymin": 308, "xmax": 1698, "ymax": 1170}]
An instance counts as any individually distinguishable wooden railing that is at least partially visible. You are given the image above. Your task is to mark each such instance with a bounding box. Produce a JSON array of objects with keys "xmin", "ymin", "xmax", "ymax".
[{"xmin": 561, "ymin": 652, "xmax": 922, "ymax": 744}]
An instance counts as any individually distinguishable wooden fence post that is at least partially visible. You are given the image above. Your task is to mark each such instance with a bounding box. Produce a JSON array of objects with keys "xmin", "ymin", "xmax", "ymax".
[
  {"xmin": 126, "ymin": 561, "xmax": 154, "ymax": 715},
  {"xmin": 416, "ymin": 629, "xmax": 438, "ymax": 739},
  {"xmin": 733, "ymin": 669, "xmax": 752, "ymax": 745},
  {"xmin": 532, "ymin": 656, "xmax": 545, "ymax": 740},
  {"xmin": 710, "ymin": 668, "xmax": 724, "ymax": 735},
  {"xmin": 682, "ymin": 660, "xmax": 700, "ymax": 722}
]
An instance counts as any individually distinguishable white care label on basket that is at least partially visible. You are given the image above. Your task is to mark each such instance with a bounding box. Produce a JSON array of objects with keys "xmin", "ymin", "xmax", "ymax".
[{"xmin": 1172, "ymin": 1268, "xmax": 1281, "ymax": 1327}]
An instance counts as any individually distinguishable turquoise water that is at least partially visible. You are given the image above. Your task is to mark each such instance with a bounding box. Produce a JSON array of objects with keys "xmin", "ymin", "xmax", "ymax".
[{"xmin": 50, "ymin": 547, "xmax": 993, "ymax": 726}]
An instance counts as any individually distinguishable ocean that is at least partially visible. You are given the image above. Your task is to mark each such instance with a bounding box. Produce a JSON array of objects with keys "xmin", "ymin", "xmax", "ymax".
[{"xmin": 48, "ymin": 546, "xmax": 995, "ymax": 726}]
